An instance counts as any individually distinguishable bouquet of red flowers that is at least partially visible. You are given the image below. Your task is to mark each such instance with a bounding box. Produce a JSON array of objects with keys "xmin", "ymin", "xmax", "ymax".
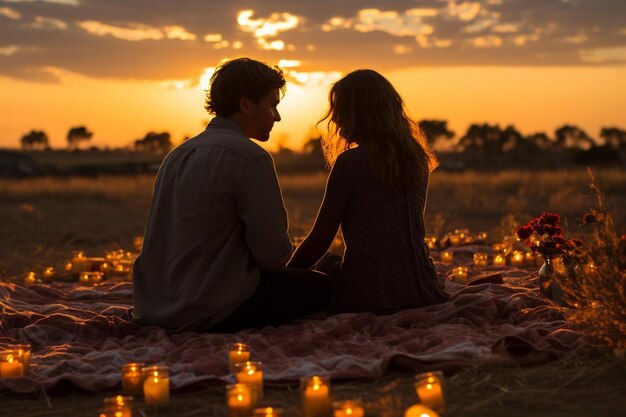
[{"xmin": 516, "ymin": 212, "xmax": 582, "ymax": 255}]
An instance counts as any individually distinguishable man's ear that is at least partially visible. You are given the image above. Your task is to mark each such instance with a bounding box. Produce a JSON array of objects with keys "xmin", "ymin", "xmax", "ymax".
[{"xmin": 239, "ymin": 96, "xmax": 253, "ymax": 115}]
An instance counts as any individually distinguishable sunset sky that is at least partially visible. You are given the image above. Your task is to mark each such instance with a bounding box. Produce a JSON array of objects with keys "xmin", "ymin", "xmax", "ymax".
[{"xmin": 1, "ymin": 0, "xmax": 625, "ymax": 151}]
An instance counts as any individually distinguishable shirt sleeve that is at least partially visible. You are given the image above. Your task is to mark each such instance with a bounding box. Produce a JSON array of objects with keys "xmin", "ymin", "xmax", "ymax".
[
  {"xmin": 287, "ymin": 152, "xmax": 353, "ymax": 268},
  {"xmin": 236, "ymin": 153, "xmax": 292, "ymax": 269}
]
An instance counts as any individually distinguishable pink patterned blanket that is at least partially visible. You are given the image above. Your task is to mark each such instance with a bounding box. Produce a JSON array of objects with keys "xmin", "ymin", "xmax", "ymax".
[{"xmin": 0, "ymin": 249, "xmax": 586, "ymax": 394}]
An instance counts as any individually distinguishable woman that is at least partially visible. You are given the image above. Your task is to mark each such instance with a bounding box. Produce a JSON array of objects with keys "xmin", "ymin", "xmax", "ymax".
[{"xmin": 287, "ymin": 69, "xmax": 449, "ymax": 315}]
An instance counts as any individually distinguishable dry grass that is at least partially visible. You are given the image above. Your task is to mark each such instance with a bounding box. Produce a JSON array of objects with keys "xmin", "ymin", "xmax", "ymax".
[{"xmin": 1, "ymin": 169, "xmax": 626, "ymax": 415}]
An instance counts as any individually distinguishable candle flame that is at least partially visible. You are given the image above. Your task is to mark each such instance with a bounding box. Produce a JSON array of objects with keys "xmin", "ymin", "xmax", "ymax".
[
  {"xmin": 115, "ymin": 412, "xmax": 122, "ymax": 417},
  {"xmin": 427, "ymin": 383, "xmax": 433, "ymax": 390},
  {"xmin": 313, "ymin": 383, "xmax": 320, "ymax": 391},
  {"xmin": 237, "ymin": 394, "xmax": 243, "ymax": 402},
  {"xmin": 346, "ymin": 408, "xmax": 353, "ymax": 415},
  {"xmin": 247, "ymin": 368, "xmax": 254, "ymax": 375},
  {"xmin": 131, "ymin": 366, "xmax": 136, "ymax": 372},
  {"xmin": 116, "ymin": 395, "xmax": 124, "ymax": 406},
  {"xmin": 427, "ymin": 376, "xmax": 436, "ymax": 383},
  {"xmin": 7, "ymin": 354, "xmax": 14, "ymax": 363}
]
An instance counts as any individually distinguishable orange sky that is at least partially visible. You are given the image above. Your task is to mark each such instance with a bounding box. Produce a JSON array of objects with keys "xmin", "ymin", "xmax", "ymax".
[
  {"xmin": 1, "ymin": 2, "xmax": 625, "ymax": 150},
  {"xmin": 1, "ymin": 64, "xmax": 624, "ymax": 151}
]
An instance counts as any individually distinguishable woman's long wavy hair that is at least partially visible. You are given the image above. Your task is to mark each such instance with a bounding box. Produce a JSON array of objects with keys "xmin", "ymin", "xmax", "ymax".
[{"xmin": 319, "ymin": 69, "xmax": 438, "ymax": 191}]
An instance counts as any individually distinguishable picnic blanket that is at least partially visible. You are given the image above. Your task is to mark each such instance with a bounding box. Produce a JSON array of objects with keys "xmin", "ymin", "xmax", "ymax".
[{"xmin": 0, "ymin": 247, "xmax": 586, "ymax": 394}]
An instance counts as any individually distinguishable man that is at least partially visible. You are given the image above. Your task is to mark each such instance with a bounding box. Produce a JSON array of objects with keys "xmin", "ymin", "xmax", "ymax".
[{"xmin": 132, "ymin": 58, "xmax": 331, "ymax": 332}]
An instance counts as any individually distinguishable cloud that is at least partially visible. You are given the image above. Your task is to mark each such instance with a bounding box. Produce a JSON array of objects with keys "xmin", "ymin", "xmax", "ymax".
[
  {"xmin": 163, "ymin": 26, "xmax": 196, "ymax": 41},
  {"xmin": 564, "ymin": 34, "xmax": 588, "ymax": 44},
  {"xmin": 0, "ymin": 45, "xmax": 21, "ymax": 55},
  {"xmin": 28, "ymin": 16, "xmax": 67, "ymax": 30},
  {"xmin": 492, "ymin": 23, "xmax": 519, "ymax": 34},
  {"xmin": 237, "ymin": 10, "xmax": 300, "ymax": 51},
  {"xmin": 78, "ymin": 21, "xmax": 163, "ymax": 41},
  {"xmin": 323, "ymin": 8, "xmax": 435, "ymax": 37},
  {"xmin": 469, "ymin": 35, "xmax": 503, "ymax": 48},
  {"xmin": 3, "ymin": 0, "xmax": 79, "ymax": 5},
  {"xmin": 580, "ymin": 46, "xmax": 626, "ymax": 63},
  {"xmin": 0, "ymin": 7, "xmax": 21, "ymax": 20},
  {"xmin": 203, "ymin": 33, "xmax": 223, "ymax": 42},
  {"xmin": 446, "ymin": 1, "xmax": 482, "ymax": 22}
]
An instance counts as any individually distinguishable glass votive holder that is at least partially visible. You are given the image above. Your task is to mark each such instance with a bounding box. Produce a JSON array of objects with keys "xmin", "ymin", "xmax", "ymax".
[
  {"xmin": 42, "ymin": 266, "xmax": 55, "ymax": 281},
  {"xmin": 252, "ymin": 406, "xmax": 285, "ymax": 417},
  {"xmin": 78, "ymin": 271, "xmax": 103, "ymax": 285},
  {"xmin": 473, "ymin": 253, "xmax": 488, "ymax": 268},
  {"xmin": 11, "ymin": 344, "xmax": 31, "ymax": 373},
  {"xmin": 121, "ymin": 362, "xmax": 145, "ymax": 397},
  {"xmin": 405, "ymin": 404, "xmax": 439, "ymax": 417},
  {"xmin": 450, "ymin": 267, "xmax": 468, "ymax": 284},
  {"xmin": 228, "ymin": 343, "xmax": 251, "ymax": 373},
  {"xmin": 301, "ymin": 375, "xmax": 331, "ymax": 417},
  {"xmin": 440, "ymin": 251, "xmax": 453, "ymax": 264},
  {"xmin": 103, "ymin": 395, "xmax": 133, "ymax": 417},
  {"xmin": 448, "ymin": 234, "xmax": 461, "ymax": 246},
  {"xmin": 227, "ymin": 383, "xmax": 253, "ymax": 417},
  {"xmin": 333, "ymin": 399, "xmax": 365, "ymax": 417},
  {"xmin": 142, "ymin": 365, "xmax": 170, "ymax": 406},
  {"xmin": 510, "ymin": 250, "xmax": 525, "ymax": 267},
  {"xmin": 414, "ymin": 371, "xmax": 445, "ymax": 411},
  {"xmin": 476, "ymin": 231, "xmax": 488, "ymax": 243},
  {"xmin": 492, "ymin": 243, "xmax": 506, "ymax": 254},
  {"xmin": 424, "ymin": 237, "xmax": 437, "ymax": 250},
  {"xmin": 23, "ymin": 272, "xmax": 37, "ymax": 286},
  {"xmin": 235, "ymin": 361, "xmax": 263, "ymax": 406},
  {"xmin": 0, "ymin": 350, "xmax": 24, "ymax": 378},
  {"xmin": 493, "ymin": 254, "xmax": 506, "ymax": 266}
]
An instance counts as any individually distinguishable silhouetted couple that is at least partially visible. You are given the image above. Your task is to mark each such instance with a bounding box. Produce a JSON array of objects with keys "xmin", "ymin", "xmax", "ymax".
[{"xmin": 132, "ymin": 58, "xmax": 448, "ymax": 333}]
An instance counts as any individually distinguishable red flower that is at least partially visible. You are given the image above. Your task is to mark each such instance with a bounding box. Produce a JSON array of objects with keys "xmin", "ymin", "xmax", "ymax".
[
  {"xmin": 534, "ymin": 224, "xmax": 547, "ymax": 235},
  {"xmin": 552, "ymin": 235, "xmax": 567, "ymax": 245},
  {"xmin": 540, "ymin": 212, "xmax": 561, "ymax": 226},
  {"xmin": 582, "ymin": 213, "xmax": 597, "ymax": 225},
  {"xmin": 516, "ymin": 225, "xmax": 534, "ymax": 240},
  {"xmin": 544, "ymin": 225, "xmax": 564, "ymax": 237}
]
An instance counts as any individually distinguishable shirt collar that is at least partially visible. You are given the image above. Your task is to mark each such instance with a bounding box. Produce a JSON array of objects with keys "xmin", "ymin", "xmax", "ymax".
[{"xmin": 207, "ymin": 116, "xmax": 247, "ymax": 137}]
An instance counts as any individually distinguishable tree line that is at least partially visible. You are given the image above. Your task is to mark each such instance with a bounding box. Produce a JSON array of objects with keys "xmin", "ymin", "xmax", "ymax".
[{"xmin": 19, "ymin": 127, "xmax": 173, "ymax": 154}]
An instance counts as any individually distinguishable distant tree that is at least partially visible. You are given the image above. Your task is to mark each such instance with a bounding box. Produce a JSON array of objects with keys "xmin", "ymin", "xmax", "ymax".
[
  {"xmin": 500, "ymin": 125, "xmax": 524, "ymax": 152},
  {"xmin": 458, "ymin": 123, "xmax": 503, "ymax": 153},
  {"xmin": 20, "ymin": 130, "xmax": 49, "ymax": 151},
  {"xmin": 555, "ymin": 125, "xmax": 594, "ymax": 150},
  {"xmin": 134, "ymin": 131, "xmax": 172, "ymax": 154},
  {"xmin": 67, "ymin": 126, "xmax": 93, "ymax": 150},
  {"xmin": 526, "ymin": 132, "xmax": 552, "ymax": 149},
  {"xmin": 600, "ymin": 127, "xmax": 626, "ymax": 149},
  {"xmin": 418, "ymin": 120, "xmax": 455, "ymax": 149}
]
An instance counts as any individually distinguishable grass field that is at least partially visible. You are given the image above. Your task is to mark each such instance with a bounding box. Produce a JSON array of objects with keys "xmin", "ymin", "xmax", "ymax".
[{"xmin": 1, "ymin": 168, "xmax": 625, "ymax": 416}]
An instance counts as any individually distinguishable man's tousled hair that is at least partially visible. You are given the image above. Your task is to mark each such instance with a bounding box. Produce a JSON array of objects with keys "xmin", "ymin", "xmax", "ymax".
[{"xmin": 205, "ymin": 58, "xmax": 286, "ymax": 118}]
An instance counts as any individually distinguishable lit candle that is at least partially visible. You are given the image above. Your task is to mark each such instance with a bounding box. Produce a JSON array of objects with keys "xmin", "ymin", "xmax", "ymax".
[
  {"xmin": 79, "ymin": 271, "xmax": 103, "ymax": 285},
  {"xmin": 252, "ymin": 407, "xmax": 285, "ymax": 417},
  {"xmin": 510, "ymin": 251, "xmax": 525, "ymax": 267},
  {"xmin": 23, "ymin": 271, "xmax": 37, "ymax": 286},
  {"xmin": 103, "ymin": 395, "xmax": 133, "ymax": 417},
  {"xmin": 492, "ymin": 243, "xmax": 506, "ymax": 254},
  {"xmin": 226, "ymin": 384, "xmax": 252, "ymax": 417},
  {"xmin": 473, "ymin": 253, "xmax": 488, "ymax": 268},
  {"xmin": 236, "ymin": 361, "xmax": 263, "ymax": 406},
  {"xmin": 583, "ymin": 262, "xmax": 597, "ymax": 275},
  {"xmin": 440, "ymin": 251, "xmax": 453, "ymax": 264},
  {"xmin": 13, "ymin": 344, "xmax": 31, "ymax": 373},
  {"xmin": 448, "ymin": 234, "xmax": 461, "ymax": 246},
  {"xmin": 333, "ymin": 400, "xmax": 365, "ymax": 417},
  {"xmin": 424, "ymin": 237, "xmax": 437, "ymax": 250},
  {"xmin": 414, "ymin": 371, "xmax": 445, "ymax": 411},
  {"xmin": 42, "ymin": 266, "xmax": 55, "ymax": 281},
  {"xmin": 405, "ymin": 404, "xmax": 439, "ymax": 417},
  {"xmin": 229, "ymin": 343, "xmax": 251, "ymax": 373},
  {"xmin": 493, "ymin": 254, "xmax": 506, "ymax": 266},
  {"xmin": 301, "ymin": 376, "xmax": 331, "ymax": 417},
  {"xmin": 450, "ymin": 267, "xmax": 468, "ymax": 284},
  {"xmin": 134, "ymin": 236, "xmax": 144, "ymax": 252},
  {"xmin": 0, "ymin": 351, "xmax": 24, "ymax": 378},
  {"xmin": 71, "ymin": 250, "xmax": 88, "ymax": 272},
  {"xmin": 142, "ymin": 366, "xmax": 170, "ymax": 406},
  {"xmin": 121, "ymin": 363, "xmax": 144, "ymax": 397},
  {"xmin": 525, "ymin": 252, "xmax": 536, "ymax": 266},
  {"xmin": 476, "ymin": 231, "xmax": 488, "ymax": 243}
]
